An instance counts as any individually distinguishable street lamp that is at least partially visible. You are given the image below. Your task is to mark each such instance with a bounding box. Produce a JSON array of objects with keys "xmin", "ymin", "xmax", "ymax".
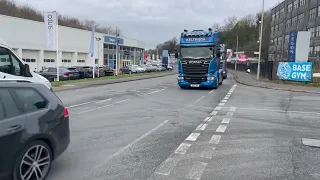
[
  {"xmin": 95, "ymin": 37, "xmax": 101, "ymax": 77},
  {"xmin": 257, "ymin": 0, "xmax": 264, "ymax": 80},
  {"xmin": 115, "ymin": 28, "xmax": 120, "ymax": 76}
]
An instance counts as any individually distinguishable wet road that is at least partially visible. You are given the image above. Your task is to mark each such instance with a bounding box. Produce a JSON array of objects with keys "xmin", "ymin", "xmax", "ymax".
[{"xmin": 47, "ymin": 75, "xmax": 320, "ymax": 180}]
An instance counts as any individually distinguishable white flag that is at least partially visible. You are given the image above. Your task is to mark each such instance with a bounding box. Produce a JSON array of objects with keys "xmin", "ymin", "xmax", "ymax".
[{"xmin": 44, "ymin": 12, "xmax": 57, "ymax": 50}]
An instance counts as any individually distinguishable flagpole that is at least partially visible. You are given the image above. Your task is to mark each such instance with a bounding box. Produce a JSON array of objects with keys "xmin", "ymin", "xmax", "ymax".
[
  {"xmin": 115, "ymin": 27, "xmax": 118, "ymax": 75},
  {"xmin": 55, "ymin": 11, "xmax": 59, "ymax": 81}
]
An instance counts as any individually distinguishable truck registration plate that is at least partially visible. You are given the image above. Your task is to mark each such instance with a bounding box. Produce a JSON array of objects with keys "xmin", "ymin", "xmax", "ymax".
[{"xmin": 191, "ymin": 84, "xmax": 199, "ymax": 87}]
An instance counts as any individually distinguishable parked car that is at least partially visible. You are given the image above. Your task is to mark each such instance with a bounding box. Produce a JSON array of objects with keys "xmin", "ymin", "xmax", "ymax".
[
  {"xmin": 98, "ymin": 65, "xmax": 114, "ymax": 76},
  {"xmin": 82, "ymin": 66, "xmax": 105, "ymax": 78},
  {"xmin": 0, "ymin": 80, "xmax": 70, "ymax": 180},
  {"xmin": 130, "ymin": 65, "xmax": 145, "ymax": 73},
  {"xmin": 37, "ymin": 67, "xmax": 79, "ymax": 81},
  {"xmin": 61, "ymin": 66, "xmax": 81, "ymax": 79},
  {"xmin": 82, "ymin": 66, "xmax": 94, "ymax": 78},
  {"xmin": 74, "ymin": 66, "xmax": 92, "ymax": 79},
  {"xmin": 146, "ymin": 64, "xmax": 157, "ymax": 72},
  {"xmin": 119, "ymin": 66, "xmax": 132, "ymax": 74}
]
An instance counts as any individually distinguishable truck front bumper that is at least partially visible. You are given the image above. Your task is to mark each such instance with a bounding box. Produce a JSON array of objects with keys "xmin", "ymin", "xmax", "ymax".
[{"xmin": 178, "ymin": 80, "xmax": 217, "ymax": 88}]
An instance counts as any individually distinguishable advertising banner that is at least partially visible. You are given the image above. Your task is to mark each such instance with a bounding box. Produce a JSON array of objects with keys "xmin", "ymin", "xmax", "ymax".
[
  {"xmin": 287, "ymin": 31, "xmax": 311, "ymax": 62},
  {"xmin": 44, "ymin": 12, "xmax": 57, "ymax": 50},
  {"xmin": 277, "ymin": 62, "xmax": 312, "ymax": 82}
]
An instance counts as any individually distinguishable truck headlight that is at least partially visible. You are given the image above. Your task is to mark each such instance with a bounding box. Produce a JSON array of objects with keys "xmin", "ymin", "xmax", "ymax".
[
  {"xmin": 207, "ymin": 77, "xmax": 215, "ymax": 80},
  {"xmin": 177, "ymin": 77, "xmax": 184, "ymax": 80}
]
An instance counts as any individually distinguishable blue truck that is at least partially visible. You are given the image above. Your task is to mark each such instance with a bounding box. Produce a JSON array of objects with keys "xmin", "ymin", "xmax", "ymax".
[{"xmin": 175, "ymin": 28, "xmax": 223, "ymax": 89}]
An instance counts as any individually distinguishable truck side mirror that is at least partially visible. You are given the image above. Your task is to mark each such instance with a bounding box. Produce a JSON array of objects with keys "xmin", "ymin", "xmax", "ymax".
[
  {"xmin": 24, "ymin": 64, "xmax": 33, "ymax": 77},
  {"xmin": 175, "ymin": 52, "xmax": 178, "ymax": 58}
]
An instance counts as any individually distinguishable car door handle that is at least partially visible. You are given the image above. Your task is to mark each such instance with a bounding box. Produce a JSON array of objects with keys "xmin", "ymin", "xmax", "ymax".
[{"xmin": 7, "ymin": 125, "xmax": 22, "ymax": 132}]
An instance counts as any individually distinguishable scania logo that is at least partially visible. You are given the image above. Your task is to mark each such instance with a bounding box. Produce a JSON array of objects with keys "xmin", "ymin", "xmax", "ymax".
[{"xmin": 188, "ymin": 61, "xmax": 202, "ymax": 64}]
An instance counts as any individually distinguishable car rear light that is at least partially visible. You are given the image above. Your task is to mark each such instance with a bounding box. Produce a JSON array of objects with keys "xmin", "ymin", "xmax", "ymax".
[
  {"xmin": 64, "ymin": 108, "xmax": 69, "ymax": 118},
  {"xmin": 63, "ymin": 72, "xmax": 68, "ymax": 76}
]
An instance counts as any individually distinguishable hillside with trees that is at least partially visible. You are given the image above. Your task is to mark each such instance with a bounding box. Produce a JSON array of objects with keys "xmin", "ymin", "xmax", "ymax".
[
  {"xmin": 148, "ymin": 10, "xmax": 272, "ymax": 60},
  {"xmin": 0, "ymin": 0, "xmax": 121, "ymax": 35}
]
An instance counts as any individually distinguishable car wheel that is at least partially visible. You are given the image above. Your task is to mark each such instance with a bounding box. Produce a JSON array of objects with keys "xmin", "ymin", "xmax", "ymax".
[{"xmin": 13, "ymin": 140, "xmax": 53, "ymax": 180}]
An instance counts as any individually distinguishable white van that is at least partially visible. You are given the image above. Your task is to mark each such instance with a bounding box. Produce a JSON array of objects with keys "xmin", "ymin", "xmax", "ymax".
[{"xmin": 0, "ymin": 38, "xmax": 52, "ymax": 90}]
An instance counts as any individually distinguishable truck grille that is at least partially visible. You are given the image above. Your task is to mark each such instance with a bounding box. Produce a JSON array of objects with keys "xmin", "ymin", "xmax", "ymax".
[{"xmin": 182, "ymin": 63, "xmax": 208, "ymax": 84}]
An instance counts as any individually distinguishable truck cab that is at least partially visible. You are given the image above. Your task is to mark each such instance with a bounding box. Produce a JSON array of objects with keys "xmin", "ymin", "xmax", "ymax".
[
  {"xmin": 176, "ymin": 28, "xmax": 223, "ymax": 89},
  {"xmin": 0, "ymin": 38, "xmax": 52, "ymax": 90}
]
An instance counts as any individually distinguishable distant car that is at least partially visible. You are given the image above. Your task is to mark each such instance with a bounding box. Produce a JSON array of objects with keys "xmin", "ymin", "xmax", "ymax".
[
  {"xmin": 0, "ymin": 80, "xmax": 70, "ymax": 180},
  {"xmin": 131, "ymin": 65, "xmax": 145, "ymax": 73}
]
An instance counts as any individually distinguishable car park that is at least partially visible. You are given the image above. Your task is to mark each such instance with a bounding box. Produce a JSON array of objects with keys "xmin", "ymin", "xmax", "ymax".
[{"xmin": 0, "ymin": 80, "xmax": 70, "ymax": 180}]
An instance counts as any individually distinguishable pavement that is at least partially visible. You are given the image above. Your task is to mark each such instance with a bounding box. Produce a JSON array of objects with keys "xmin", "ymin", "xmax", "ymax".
[
  {"xmin": 229, "ymin": 69, "xmax": 320, "ymax": 94},
  {"xmin": 52, "ymin": 71, "xmax": 176, "ymax": 91},
  {"xmin": 47, "ymin": 73, "xmax": 320, "ymax": 180}
]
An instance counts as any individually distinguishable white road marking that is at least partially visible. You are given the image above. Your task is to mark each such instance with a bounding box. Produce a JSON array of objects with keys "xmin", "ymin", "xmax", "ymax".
[
  {"xmin": 209, "ymin": 89, "xmax": 214, "ymax": 94},
  {"xmin": 196, "ymin": 123, "xmax": 208, "ymax": 131},
  {"xmin": 216, "ymin": 125, "xmax": 227, "ymax": 132},
  {"xmin": 67, "ymin": 99, "xmax": 109, "ymax": 108},
  {"xmin": 229, "ymin": 90, "xmax": 233, "ymax": 92},
  {"xmin": 201, "ymin": 147, "xmax": 216, "ymax": 159},
  {"xmin": 196, "ymin": 96, "xmax": 205, "ymax": 102},
  {"xmin": 227, "ymin": 92, "xmax": 232, "ymax": 95},
  {"xmin": 229, "ymin": 107, "xmax": 237, "ymax": 111},
  {"xmin": 223, "ymin": 107, "xmax": 320, "ymax": 115},
  {"xmin": 155, "ymin": 158, "xmax": 178, "ymax": 176},
  {"xmin": 224, "ymin": 96, "xmax": 229, "ymax": 100},
  {"xmin": 203, "ymin": 117, "xmax": 210, "ymax": 121},
  {"xmin": 210, "ymin": 111, "xmax": 218, "ymax": 115},
  {"xmin": 186, "ymin": 161, "xmax": 207, "ymax": 180},
  {"xmin": 221, "ymin": 99, "xmax": 227, "ymax": 103},
  {"xmin": 214, "ymin": 106, "xmax": 221, "ymax": 110},
  {"xmin": 186, "ymin": 133, "xmax": 201, "ymax": 141},
  {"xmin": 78, "ymin": 99, "xmax": 130, "ymax": 114},
  {"xmin": 207, "ymin": 117, "xmax": 214, "ymax": 122},
  {"xmin": 226, "ymin": 112, "xmax": 234, "ymax": 117},
  {"xmin": 143, "ymin": 88, "xmax": 167, "ymax": 95},
  {"xmin": 218, "ymin": 103, "xmax": 225, "ymax": 106},
  {"xmin": 226, "ymin": 95, "xmax": 230, "ymax": 98},
  {"xmin": 221, "ymin": 118, "xmax": 231, "ymax": 124},
  {"xmin": 175, "ymin": 143, "xmax": 192, "ymax": 154},
  {"xmin": 95, "ymin": 98, "xmax": 112, "ymax": 103},
  {"xmin": 97, "ymin": 120, "xmax": 169, "ymax": 168},
  {"xmin": 302, "ymin": 138, "xmax": 320, "ymax": 147},
  {"xmin": 209, "ymin": 135, "xmax": 221, "ymax": 144}
]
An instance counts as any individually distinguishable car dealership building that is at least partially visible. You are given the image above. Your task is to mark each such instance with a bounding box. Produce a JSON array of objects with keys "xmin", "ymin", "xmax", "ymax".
[{"xmin": 0, "ymin": 15, "xmax": 146, "ymax": 71}]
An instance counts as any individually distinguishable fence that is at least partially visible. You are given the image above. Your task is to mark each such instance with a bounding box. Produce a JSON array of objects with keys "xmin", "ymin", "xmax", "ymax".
[
  {"xmin": 227, "ymin": 61, "xmax": 320, "ymax": 84},
  {"xmin": 227, "ymin": 61, "xmax": 274, "ymax": 80}
]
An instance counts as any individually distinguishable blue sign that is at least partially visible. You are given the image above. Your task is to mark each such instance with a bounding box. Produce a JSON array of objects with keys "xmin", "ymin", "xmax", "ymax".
[
  {"xmin": 288, "ymin": 31, "xmax": 297, "ymax": 62},
  {"xmin": 182, "ymin": 37, "xmax": 210, "ymax": 42},
  {"xmin": 162, "ymin": 50, "xmax": 168, "ymax": 57},
  {"xmin": 108, "ymin": 59, "xmax": 115, "ymax": 69},
  {"xmin": 104, "ymin": 36, "xmax": 124, "ymax": 44},
  {"xmin": 277, "ymin": 62, "xmax": 312, "ymax": 82}
]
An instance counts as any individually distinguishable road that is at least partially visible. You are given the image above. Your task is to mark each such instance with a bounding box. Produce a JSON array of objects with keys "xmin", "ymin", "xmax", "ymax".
[{"xmin": 47, "ymin": 74, "xmax": 320, "ymax": 180}]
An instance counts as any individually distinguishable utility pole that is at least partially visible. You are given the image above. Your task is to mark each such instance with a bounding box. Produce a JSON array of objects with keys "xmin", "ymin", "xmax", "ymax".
[
  {"xmin": 257, "ymin": 0, "xmax": 264, "ymax": 80},
  {"xmin": 95, "ymin": 37, "xmax": 101, "ymax": 77},
  {"xmin": 115, "ymin": 27, "xmax": 119, "ymax": 75},
  {"xmin": 236, "ymin": 35, "xmax": 239, "ymax": 52}
]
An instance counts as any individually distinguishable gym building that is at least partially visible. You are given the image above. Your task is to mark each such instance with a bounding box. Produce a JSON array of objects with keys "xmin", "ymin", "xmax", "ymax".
[
  {"xmin": 0, "ymin": 15, "xmax": 145, "ymax": 71},
  {"xmin": 269, "ymin": 0, "xmax": 320, "ymax": 61}
]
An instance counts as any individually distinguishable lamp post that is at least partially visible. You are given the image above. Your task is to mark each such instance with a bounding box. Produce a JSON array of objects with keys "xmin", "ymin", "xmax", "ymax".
[
  {"xmin": 95, "ymin": 37, "xmax": 101, "ymax": 77},
  {"xmin": 257, "ymin": 0, "xmax": 264, "ymax": 80},
  {"xmin": 115, "ymin": 27, "xmax": 119, "ymax": 75}
]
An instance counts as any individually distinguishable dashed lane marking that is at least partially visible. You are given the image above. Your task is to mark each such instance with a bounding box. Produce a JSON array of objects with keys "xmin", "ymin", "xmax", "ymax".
[
  {"xmin": 218, "ymin": 103, "xmax": 225, "ymax": 106},
  {"xmin": 229, "ymin": 107, "xmax": 237, "ymax": 111},
  {"xmin": 201, "ymin": 147, "xmax": 216, "ymax": 159},
  {"xmin": 209, "ymin": 135, "xmax": 221, "ymax": 144},
  {"xmin": 207, "ymin": 117, "xmax": 214, "ymax": 122},
  {"xmin": 155, "ymin": 158, "xmax": 178, "ymax": 176},
  {"xmin": 185, "ymin": 161, "xmax": 207, "ymax": 180},
  {"xmin": 203, "ymin": 117, "xmax": 210, "ymax": 121},
  {"xmin": 210, "ymin": 111, "xmax": 218, "ymax": 115},
  {"xmin": 186, "ymin": 133, "xmax": 201, "ymax": 141},
  {"xmin": 216, "ymin": 125, "xmax": 227, "ymax": 132},
  {"xmin": 226, "ymin": 112, "xmax": 234, "ymax": 117},
  {"xmin": 214, "ymin": 106, "xmax": 221, "ymax": 111},
  {"xmin": 221, "ymin": 118, "xmax": 231, "ymax": 124},
  {"xmin": 221, "ymin": 99, "xmax": 227, "ymax": 103},
  {"xmin": 175, "ymin": 143, "xmax": 192, "ymax": 154},
  {"xmin": 195, "ymin": 123, "xmax": 208, "ymax": 131},
  {"xmin": 77, "ymin": 99, "xmax": 130, "ymax": 114}
]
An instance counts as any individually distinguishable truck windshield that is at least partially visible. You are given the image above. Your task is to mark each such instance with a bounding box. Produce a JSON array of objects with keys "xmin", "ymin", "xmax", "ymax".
[{"xmin": 180, "ymin": 46, "xmax": 213, "ymax": 59}]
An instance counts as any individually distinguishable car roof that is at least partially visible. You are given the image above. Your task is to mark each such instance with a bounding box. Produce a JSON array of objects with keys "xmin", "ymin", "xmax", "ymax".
[{"xmin": 0, "ymin": 80, "xmax": 48, "ymax": 89}]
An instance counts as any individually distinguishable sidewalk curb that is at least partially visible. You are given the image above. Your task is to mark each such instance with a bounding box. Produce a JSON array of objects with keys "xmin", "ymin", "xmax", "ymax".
[
  {"xmin": 53, "ymin": 72, "xmax": 176, "ymax": 92},
  {"xmin": 230, "ymin": 71, "xmax": 320, "ymax": 94}
]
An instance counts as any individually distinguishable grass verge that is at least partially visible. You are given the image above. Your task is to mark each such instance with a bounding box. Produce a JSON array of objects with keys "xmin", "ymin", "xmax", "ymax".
[{"xmin": 51, "ymin": 71, "xmax": 172, "ymax": 87}]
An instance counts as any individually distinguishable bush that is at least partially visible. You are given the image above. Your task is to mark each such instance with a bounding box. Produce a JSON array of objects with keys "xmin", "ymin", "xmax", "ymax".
[{"xmin": 0, "ymin": 0, "xmax": 121, "ymax": 35}]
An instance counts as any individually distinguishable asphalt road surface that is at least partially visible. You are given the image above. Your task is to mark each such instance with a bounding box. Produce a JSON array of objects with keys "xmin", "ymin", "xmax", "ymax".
[{"xmin": 47, "ymin": 74, "xmax": 320, "ymax": 180}]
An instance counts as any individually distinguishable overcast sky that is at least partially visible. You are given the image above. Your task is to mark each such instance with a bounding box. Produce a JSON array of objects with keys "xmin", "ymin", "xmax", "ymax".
[{"xmin": 16, "ymin": 0, "xmax": 281, "ymax": 49}]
